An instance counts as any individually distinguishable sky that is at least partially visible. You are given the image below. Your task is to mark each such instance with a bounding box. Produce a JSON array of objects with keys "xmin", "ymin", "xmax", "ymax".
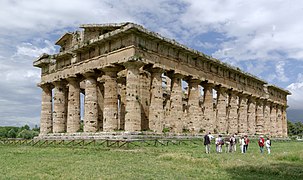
[{"xmin": 0, "ymin": 0, "xmax": 303, "ymax": 126}]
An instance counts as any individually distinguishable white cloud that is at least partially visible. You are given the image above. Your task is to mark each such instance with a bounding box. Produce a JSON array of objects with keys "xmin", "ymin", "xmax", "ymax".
[{"xmin": 287, "ymin": 74, "xmax": 303, "ymax": 109}]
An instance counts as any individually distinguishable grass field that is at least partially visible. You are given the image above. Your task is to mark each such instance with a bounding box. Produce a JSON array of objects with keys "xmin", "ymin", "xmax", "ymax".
[{"xmin": 0, "ymin": 140, "xmax": 302, "ymax": 180}]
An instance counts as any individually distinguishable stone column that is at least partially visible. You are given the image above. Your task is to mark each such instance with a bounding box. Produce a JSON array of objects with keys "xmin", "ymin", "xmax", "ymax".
[
  {"xmin": 282, "ymin": 106, "xmax": 288, "ymax": 137},
  {"xmin": 148, "ymin": 68, "xmax": 164, "ymax": 132},
  {"xmin": 39, "ymin": 83, "xmax": 53, "ymax": 134},
  {"xmin": 215, "ymin": 86, "xmax": 227, "ymax": 134},
  {"xmin": 53, "ymin": 81, "xmax": 67, "ymax": 133},
  {"xmin": 238, "ymin": 94, "xmax": 248, "ymax": 134},
  {"xmin": 187, "ymin": 78, "xmax": 202, "ymax": 133},
  {"xmin": 124, "ymin": 62, "xmax": 144, "ymax": 131},
  {"xmin": 270, "ymin": 104, "xmax": 277, "ymax": 136},
  {"xmin": 102, "ymin": 67, "xmax": 120, "ymax": 131},
  {"xmin": 117, "ymin": 77, "xmax": 126, "ymax": 130},
  {"xmin": 276, "ymin": 105, "xmax": 283, "ymax": 137},
  {"xmin": 97, "ymin": 81, "xmax": 104, "ymax": 131},
  {"xmin": 140, "ymin": 70, "xmax": 151, "ymax": 131},
  {"xmin": 247, "ymin": 96, "xmax": 256, "ymax": 135},
  {"xmin": 256, "ymin": 99, "xmax": 264, "ymax": 135},
  {"xmin": 66, "ymin": 77, "xmax": 81, "ymax": 133},
  {"xmin": 84, "ymin": 73, "xmax": 98, "ymax": 132},
  {"xmin": 263, "ymin": 101, "xmax": 271, "ymax": 135},
  {"xmin": 227, "ymin": 90, "xmax": 238, "ymax": 134},
  {"xmin": 168, "ymin": 73, "xmax": 183, "ymax": 133},
  {"xmin": 202, "ymin": 82, "xmax": 214, "ymax": 133}
]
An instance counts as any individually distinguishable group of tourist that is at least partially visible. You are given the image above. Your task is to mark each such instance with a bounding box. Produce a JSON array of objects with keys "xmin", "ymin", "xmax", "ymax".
[{"xmin": 203, "ymin": 132, "xmax": 272, "ymax": 154}]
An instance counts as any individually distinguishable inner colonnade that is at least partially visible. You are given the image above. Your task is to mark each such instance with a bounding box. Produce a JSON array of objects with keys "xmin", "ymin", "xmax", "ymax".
[{"xmin": 34, "ymin": 23, "xmax": 289, "ymax": 137}]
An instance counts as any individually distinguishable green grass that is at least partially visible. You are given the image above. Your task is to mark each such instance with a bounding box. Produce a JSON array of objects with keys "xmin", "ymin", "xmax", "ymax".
[{"xmin": 0, "ymin": 140, "xmax": 302, "ymax": 179}]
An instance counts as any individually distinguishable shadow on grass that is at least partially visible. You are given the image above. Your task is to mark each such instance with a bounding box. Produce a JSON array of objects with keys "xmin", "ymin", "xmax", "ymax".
[{"xmin": 225, "ymin": 162, "xmax": 303, "ymax": 180}]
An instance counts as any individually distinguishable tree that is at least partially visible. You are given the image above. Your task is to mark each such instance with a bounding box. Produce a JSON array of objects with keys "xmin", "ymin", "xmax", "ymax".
[{"xmin": 7, "ymin": 129, "xmax": 17, "ymax": 138}]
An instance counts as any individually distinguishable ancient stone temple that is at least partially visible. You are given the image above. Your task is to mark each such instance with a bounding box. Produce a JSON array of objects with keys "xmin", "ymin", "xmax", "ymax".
[{"xmin": 34, "ymin": 23, "xmax": 290, "ymax": 137}]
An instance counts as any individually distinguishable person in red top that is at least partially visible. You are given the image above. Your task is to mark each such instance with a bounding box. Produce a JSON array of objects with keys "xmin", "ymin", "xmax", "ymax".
[
  {"xmin": 258, "ymin": 135, "xmax": 265, "ymax": 153},
  {"xmin": 244, "ymin": 135, "xmax": 250, "ymax": 153}
]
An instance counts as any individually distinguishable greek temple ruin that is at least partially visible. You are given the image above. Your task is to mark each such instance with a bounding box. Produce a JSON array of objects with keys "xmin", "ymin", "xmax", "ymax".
[{"xmin": 34, "ymin": 23, "xmax": 290, "ymax": 138}]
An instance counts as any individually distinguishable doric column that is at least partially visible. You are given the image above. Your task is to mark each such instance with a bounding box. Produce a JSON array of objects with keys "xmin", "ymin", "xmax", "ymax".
[
  {"xmin": 238, "ymin": 94, "xmax": 248, "ymax": 134},
  {"xmin": 247, "ymin": 96, "xmax": 256, "ymax": 135},
  {"xmin": 84, "ymin": 73, "xmax": 98, "ymax": 132},
  {"xmin": 227, "ymin": 90, "xmax": 238, "ymax": 134},
  {"xmin": 282, "ymin": 106, "xmax": 288, "ymax": 137},
  {"xmin": 187, "ymin": 78, "xmax": 202, "ymax": 133},
  {"xmin": 39, "ymin": 83, "xmax": 53, "ymax": 134},
  {"xmin": 168, "ymin": 73, "xmax": 183, "ymax": 133},
  {"xmin": 102, "ymin": 67, "xmax": 121, "ymax": 131},
  {"xmin": 140, "ymin": 70, "xmax": 151, "ymax": 131},
  {"xmin": 117, "ymin": 77, "xmax": 126, "ymax": 130},
  {"xmin": 124, "ymin": 62, "xmax": 144, "ymax": 131},
  {"xmin": 66, "ymin": 77, "xmax": 81, "ymax": 133},
  {"xmin": 53, "ymin": 81, "xmax": 67, "ymax": 133},
  {"xmin": 270, "ymin": 104, "xmax": 277, "ymax": 136},
  {"xmin": 148, "ymin": 68, "xmax": 164, "ymax": 132},
  {"xmin": 97, "ymin": 81, "xmax": 104, "ymax": 131},
  {"xmin": 256, "ymin": 98, "xmax": 264, "ymax": 135},
  {"xmin": 276, "ymin": 105, "xmax": 283, "ymax": 137},
  {"xmin": 263, "ymin": 101, "xmax": 271, "ymax": 135},
  {"xmin": 215, "ymin": 86, "xmax": 227, "ymax": 134},
  {"xmin": 202, "ymin": 82, "xmax": 214, "ymax": 133}
]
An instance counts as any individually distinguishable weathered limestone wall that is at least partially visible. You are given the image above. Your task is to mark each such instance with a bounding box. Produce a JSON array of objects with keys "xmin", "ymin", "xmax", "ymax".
[
  {"xmin": 84, "ymin": 75, "xmax": 98, "ymax": 132},
  {"xmin": 53, "ymin": 81, "xmax": 67, "ymax": 133},
  {"xmin": 39, "ymin": 84, "xmax": 53, "ymax": 134},
  {"xmin": 66, "ymin": 78, "xmax": 80, "ymax": 133}
]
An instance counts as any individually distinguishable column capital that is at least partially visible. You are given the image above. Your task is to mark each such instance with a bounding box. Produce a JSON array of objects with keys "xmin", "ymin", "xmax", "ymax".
[
  {"xmin": 52, "ymin": 80, "xmax": 67, "ymax": 87},
  {"xmin": 123, "ymin": 61, "xmax": 145, "ymax": 70},
  {"xmin": 38, "ymin": 83, "xmax": 54, "ymax": 90},
  {"xmin": 83, "ymin": 71, "xmax": 96, "ymax": 79},
  {"xmin": 201, "ymin": 80, "xmax": 215, "ymax": 88}
]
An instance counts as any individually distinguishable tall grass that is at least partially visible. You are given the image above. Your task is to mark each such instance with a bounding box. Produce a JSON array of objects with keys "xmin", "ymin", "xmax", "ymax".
[{"xmin": 0, "ymin": 141, "xmax": 302, "ymax": 179}]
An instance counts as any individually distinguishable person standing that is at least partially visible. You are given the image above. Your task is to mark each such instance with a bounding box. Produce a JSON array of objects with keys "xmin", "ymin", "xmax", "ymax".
[
  {"xmin": 243, "ymin": 135, "xmax": 250, "ymax": 153},
  {"xmin": 224, "ymin": 136, "xmax": 230, "ymax": 153},
  {"xmin": 204, "ymin": 132, "xmax": 212, "ymax": 154},
  {"xmin": 215, "ymin": 135, "xmax": 223, "ymax": 153},
  {"xmin": 265, "ymin": 137, "xmax": 271, "ymax": 154},
  {"xmin": 258, "ymin": 135, "xmax": 265, "ymax": 153},
  {"xmin": 240, "ymin": 136, "xmax": 245, "ymax": 153},
  {"xmin": 229, "ymin": 135, "xmax": 236, "ymax": 152}
]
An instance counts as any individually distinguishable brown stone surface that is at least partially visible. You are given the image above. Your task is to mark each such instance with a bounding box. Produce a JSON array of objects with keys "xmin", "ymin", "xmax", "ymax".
[
  {"xmin": 216, "ymin": 87, "xmax": 227, "ymax": 134},
  {"xmin": 256, "ymin": 99, "xmax": 264, "ymax": 135},
  {"xmin": 53, "ymin": 81, "xmax": 67, "ymax": 133},
  {"xmin": 84, "ymin": 75, "xmax": 98, "ymax": 132},
  {"xmin": 39, "ymin": 84, "xmax": 53, "ymax": 134},
  {"xmin": 187, "ymin": 79, "xmax": 202, "ymax": 133},
  {"xmin": 238, "ymin": 94, "xmax": 248, "ymax": 134},
  {"xmin": 202, "ymin": 83, "xmax": 214, "ymax": 133},
  {"xmin": 148, "ymin": 68, "xmax": 164, "ymax": 132},
  {"xmin": 66, "ymin": 78, "xmax": 81, "ymax": 133},
  {"xmin": 124, "ymin": 62, "xmax": 144, "ymax": 131},
  {"xmin": 227, "ymin": 91, "xmax": 238, "ymax": 134}
]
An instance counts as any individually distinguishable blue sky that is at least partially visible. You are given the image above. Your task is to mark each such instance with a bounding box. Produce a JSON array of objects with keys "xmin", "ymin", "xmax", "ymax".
[{"xmin": 0, "ymin": 0, "xmax": 303, "ymax": 126}]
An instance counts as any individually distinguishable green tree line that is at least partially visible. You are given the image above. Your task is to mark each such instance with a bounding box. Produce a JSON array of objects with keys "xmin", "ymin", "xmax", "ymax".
[
  {"xmin": 0, "ymin": 125, "xmax": 39, "ymax": 139},
  {"xmin": 287, "ymin": 121, "xmax": 303, "ymax": 136}
]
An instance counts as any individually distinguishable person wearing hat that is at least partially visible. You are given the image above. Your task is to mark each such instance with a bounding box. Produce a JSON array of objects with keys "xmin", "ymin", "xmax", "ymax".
[{"xmin": 258, "ymin": 135, "xmax": 265, "ymax": 153}]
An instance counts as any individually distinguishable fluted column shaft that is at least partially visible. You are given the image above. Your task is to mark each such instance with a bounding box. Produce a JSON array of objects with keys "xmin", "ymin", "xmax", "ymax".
[
  {"xmin": 118, "ymin": 78, "xmax": 126, "ymax": 130},
  {"xmin": 276, "ymin": 106, "xmax": 283, "ymax": 136},
  {"xmin": 282, "ymin": 106, "xmax": 288, "ymax": 137},
  {"xmin": 238, "ymin": 94, "xmax": 248, "ymax": 134},
  {"xmin": 103, "ymin": 68, "xmax": 120, "ymax": 131},
  {"xmin": 227, "ymin": 91, "xmax": 238, "ymax": 134},
  {"xmin": 169, "ymin": 73, "xmax": 183, "ymax": 133},
  {"xmin": 247, "ymin": 97, "xmax": 256, "ymax": 134},
  {"xmin": 203, "ymin": 83, "xmax": 214, "ymax": 133},
  {"xmin": 263, "ymin": 101, "xmax": 271, "ymax": 135},
  {"xmin": 124, "ymin": 62, "xmax": 144, "ymax": 131},
  {"xmin": 187, "ymin": 79, "xmax": 202, "ymax": 133},
  {"xmin": 53, "ymin": 81, "xmax": 67, "ymax": 133},
  {"xmin": 97, "ymin": 81, "xmax": 104, "ymax": 131},
  {"xmin": 66, "ymin": 78, "xmax": 81, "ymax": 133},
  {"xmin": 256, "ymin": 99, "xmax": 264, "ymax": 135},
  {"xmin": 140, "ymin": 70, "xmax": 151, "ymax": 131},
  {"xmin": 216, "ymin": 87, "xmax": 227, "ymax": 134},
  {"xmin": 270, "ymin": 104, "xmax": 277, "ymax": 136},
  {"xmin": 40, "ymin": 84, "xmax": 53, "ymax": 134},
  {"xmin": 148, "ymin": 68, "xmax": 164, "ymax": 132},
  {"xmin": 84, "ymin": 75, "xmax": 98, "ymax": 132}
]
